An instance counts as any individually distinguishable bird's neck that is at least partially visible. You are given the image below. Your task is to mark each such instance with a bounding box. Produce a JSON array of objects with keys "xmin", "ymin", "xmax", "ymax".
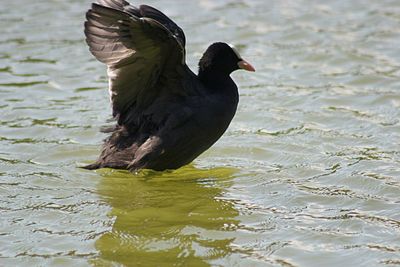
[{"xmin": 198, "ymin": 69, "xmax": 236, "ymax": 94}]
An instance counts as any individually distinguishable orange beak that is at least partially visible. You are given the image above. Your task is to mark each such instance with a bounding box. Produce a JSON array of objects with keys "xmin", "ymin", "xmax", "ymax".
[{"xmin": 238, "ymin": 60, "xmax": 256, "ymax": 72}]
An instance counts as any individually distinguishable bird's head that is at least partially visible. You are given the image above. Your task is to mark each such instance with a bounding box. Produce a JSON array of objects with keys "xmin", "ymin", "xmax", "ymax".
[{"xmin": 198, "ymin": 42, "xmax": 255, "ymax": 77}]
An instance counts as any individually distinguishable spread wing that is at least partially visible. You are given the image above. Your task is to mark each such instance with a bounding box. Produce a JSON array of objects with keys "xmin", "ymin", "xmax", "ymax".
[{"xmin": 84, "ymin": 0, "xmax": 188, "ymax": 121}]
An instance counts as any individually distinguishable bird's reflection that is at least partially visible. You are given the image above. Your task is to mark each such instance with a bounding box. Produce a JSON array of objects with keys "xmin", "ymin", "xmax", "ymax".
[{"xmin": 92, "ymin": 165, "xmax": 239, "ymax": 266}]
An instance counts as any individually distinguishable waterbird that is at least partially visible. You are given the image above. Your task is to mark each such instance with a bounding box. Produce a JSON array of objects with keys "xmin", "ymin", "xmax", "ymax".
[{"xmin": 83, "ymin": 0, "xmax": 255, "ymax": 171}]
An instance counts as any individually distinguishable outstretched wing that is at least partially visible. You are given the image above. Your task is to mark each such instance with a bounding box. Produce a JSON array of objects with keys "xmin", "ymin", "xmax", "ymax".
[{"xmin": 84, "ymin": 0, "xmax": 187, "ymax": 120}]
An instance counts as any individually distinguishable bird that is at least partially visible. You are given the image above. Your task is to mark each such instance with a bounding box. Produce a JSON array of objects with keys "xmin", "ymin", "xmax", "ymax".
[{"xmin": 83, "ymin": 0, "xmax": 255, "ymax": 172}]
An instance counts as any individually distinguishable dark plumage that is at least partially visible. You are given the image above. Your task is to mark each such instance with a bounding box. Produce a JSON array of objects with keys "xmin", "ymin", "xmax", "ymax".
[{"xmin": 83, "ymin": 0, "xmax": 255, "ymax": 172}]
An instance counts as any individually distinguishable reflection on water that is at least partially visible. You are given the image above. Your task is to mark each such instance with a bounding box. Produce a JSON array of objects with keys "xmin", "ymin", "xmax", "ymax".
[{"xmin": 92, "ymin": 166, "xmax": 239, "ymax": 266}]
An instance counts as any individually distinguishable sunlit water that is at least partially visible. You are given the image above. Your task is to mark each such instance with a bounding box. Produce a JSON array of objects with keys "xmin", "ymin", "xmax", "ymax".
[{"xmin": 1, "ymin": 0, "xmax": 400, "ymax": 266}]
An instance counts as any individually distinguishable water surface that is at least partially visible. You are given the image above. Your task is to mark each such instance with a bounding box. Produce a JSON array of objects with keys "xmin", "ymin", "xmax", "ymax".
[{"xmin": 1, "ymin": 0, "xmax": 400, "ymax": 266}]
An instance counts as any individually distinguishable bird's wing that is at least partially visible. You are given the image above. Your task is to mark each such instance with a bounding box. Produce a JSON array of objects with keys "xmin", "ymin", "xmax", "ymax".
[{"xmin": 84, "ymin": 0, "xmax": 188, "ymax": 121}]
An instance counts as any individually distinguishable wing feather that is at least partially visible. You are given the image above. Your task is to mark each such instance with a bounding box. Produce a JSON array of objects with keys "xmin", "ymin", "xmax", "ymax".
[{"xmin": 84, "ymin": 0, "xmax": 187, "ymax": 119}]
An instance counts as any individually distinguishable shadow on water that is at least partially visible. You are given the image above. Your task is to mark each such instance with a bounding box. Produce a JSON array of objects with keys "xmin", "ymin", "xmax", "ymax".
[{"xmin": 91, "ymin": 165, "xmax": 239, "ymax": 266}]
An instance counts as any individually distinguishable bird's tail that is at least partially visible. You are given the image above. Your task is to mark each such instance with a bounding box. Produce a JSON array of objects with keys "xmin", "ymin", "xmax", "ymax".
[{"xmin": 80, "ymin": 162, "xmax": 101, "ymax": 170}]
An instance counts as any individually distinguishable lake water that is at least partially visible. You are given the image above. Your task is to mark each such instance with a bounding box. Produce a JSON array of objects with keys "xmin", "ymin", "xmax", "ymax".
[{"xmin": 1, "ymin": 0, "xmax": 400, "ymax": 266}]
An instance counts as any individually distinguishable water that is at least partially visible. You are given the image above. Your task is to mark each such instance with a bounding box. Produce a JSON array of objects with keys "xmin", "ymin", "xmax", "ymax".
[{"xmin": 1, "ymin": 0, "xmax": 400, "ymax": 266}]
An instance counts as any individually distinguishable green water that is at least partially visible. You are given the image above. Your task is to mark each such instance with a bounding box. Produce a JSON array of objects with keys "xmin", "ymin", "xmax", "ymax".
[{"xmin": 1, "ymin": 0, "xmax": 400, "ymax": 266}]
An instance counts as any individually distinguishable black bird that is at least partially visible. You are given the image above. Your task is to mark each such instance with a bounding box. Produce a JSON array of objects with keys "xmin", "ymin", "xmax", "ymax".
[{"xmin": 83, "ymin": 0, "xmax": 255, "ymax": 172}]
